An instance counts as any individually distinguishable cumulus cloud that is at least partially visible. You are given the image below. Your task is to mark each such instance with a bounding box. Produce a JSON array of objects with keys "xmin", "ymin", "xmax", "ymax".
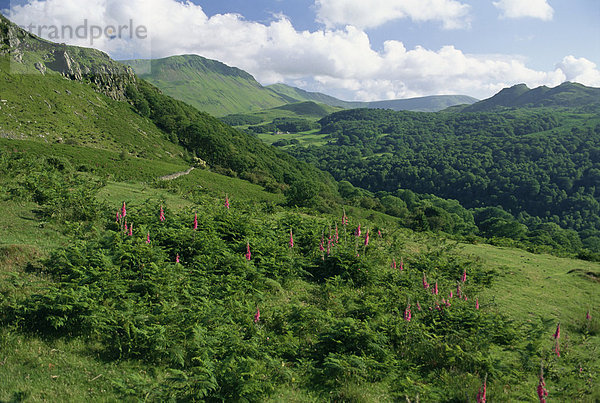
[
  {"xmin": 493, "ymin": 0, "xmax": 554, "ymax": 21},
  {"xmin": 556, "ymin": 56, "xmax": 600, "ymax": 87},
  {"xmin": 315, "ymin": 0, "xmax": 471, "ymax": 29},
  {"xmin": 5, "ymin": 0, "xmax": 597, "ymax": 101}
]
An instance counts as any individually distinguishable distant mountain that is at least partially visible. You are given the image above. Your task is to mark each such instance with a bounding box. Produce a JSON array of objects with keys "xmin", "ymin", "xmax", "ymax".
[
  {"xmin": 122, "ymin": 55, "xmax": 477, "ymax": 116},
  {"xmin": 267, "ymin": 83, "xmax": 478, "ymax": 112},
  {"xmin": 265, "ymin": 83, "xmax": 354, "ymax": 108},
  {"xmin": 121, "ymin": 55, "xmax": 290, "ymax": 116},
  {"xmin": 364, "ymin": 95, "xmax": 479, "ymax": 112},
  {"xmin": 462, "ymin": 82, "xmax": 600, "ymax": 112}
]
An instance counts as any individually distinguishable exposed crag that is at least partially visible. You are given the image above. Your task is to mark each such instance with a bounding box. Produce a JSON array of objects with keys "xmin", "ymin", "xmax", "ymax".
[{"xmin": 0, "ymin": 14, "xmax": 136, "ymax": 100}]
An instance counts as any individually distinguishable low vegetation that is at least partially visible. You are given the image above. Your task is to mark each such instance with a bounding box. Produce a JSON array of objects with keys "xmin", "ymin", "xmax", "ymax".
[{"xmin": 1, "ymin": 148, "xmax": 598, "ymax": 401}]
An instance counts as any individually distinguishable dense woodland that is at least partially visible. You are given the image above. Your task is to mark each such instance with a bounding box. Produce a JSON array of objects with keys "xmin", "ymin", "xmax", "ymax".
[{"xmin": 286, "ymin": 108, "xmax": 600, "ymax": 254}]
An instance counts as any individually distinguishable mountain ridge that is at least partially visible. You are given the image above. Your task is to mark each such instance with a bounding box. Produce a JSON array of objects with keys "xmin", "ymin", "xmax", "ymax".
[
  {"xmin": 122, "ymin": 54, "xmax": 479, "ymax": 115},
  {"xmin": 461, "ymin": 81, "xmax": 600, "ymax": 112},
  {"xmin": 267, "ymin": 83, "xmax": 479, "ymax": 112}
]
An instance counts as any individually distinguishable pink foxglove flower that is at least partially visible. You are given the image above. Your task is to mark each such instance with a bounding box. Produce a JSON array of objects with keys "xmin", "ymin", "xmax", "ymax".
[
  {"xmin": 364, "ymin": 229, "xmax": 370, "ymax": 246},
  {"xmin": 116, "ymin": 211, "xmax": 121, "ymax": 222},
  {"xmin": 537, "ymin": 367, "xmax": 548, "ymax": 403},
  {"xmin": 554, "ymin": 340, "xmax": 560, "ymax": 357},
  {"xmin": 391, "ymin": 259, "xmax": 396, "ymax": 269},
  {"xmin": 378, "ymin": 229, "xmax": 382, "ymax": 237},
  {"xmin": 327, "ymin": 238, "xmax": 332, "ymax": 256},
  {"xmin": 176, "ymin": 254, "xmax": 180, "ymax": 263},
  {"xmin": 121, "ymin": 201, "xmax": 126, "ymax": 218},
  {"xmin": 193, "ymin": 213, "xmax": 198, "ymax": 230},
  {"xmin": 146, "ymin": 232, "xmax": 150, "ymax": 244},
  {"xmin": 124, "ymin": 221, "xmax": 128, "ymax": 232},
  {"xmin": 554, "ymin": 323, "xmax": 560, "ymax": 340},
  {"xmin": 423, "ymin": 273, "xmax": 429, "ymax": 289},
  {"xmin": 475, "ymin": 298, "xmax": 479, "ymax": 310},
  {"xmin": 476, "ymin": 377, "xmax": 487, "ymax": 403},
  {"xmin": 159, "ymin": 205, "xmax": 165, "ymax": 222},
  {"xmin": 433, "ymin": 282, "xmax": 438, "ymax": 295},
  {"xmin": 404, "ymin": 304, "xmax": 411, "ymax": 321},
  {"xmin": 342, "ymin": 209, "xmax": 348, "ymax": 226},
  {"xmin": 335, "ymin": 223, "xmax": 339, "ymax": 243},
  {"xmin": 587, "ymin": 311, "xmax": 591, "ymax": 320},
  {"xmin": 289, "ymin": 229, "xmax": 294, "ymax": 248},
  {"xmin": 356, "ymin": 224, "xmax": 361, "ymax": 237},
  {"xmin": 416, "ymin": 301, "xmax": 422, "ymax": 311},
  {"xmin": 225, "ymin": 195, "xmax": 230, "ymax": 210},
  {"xmin": 254, "ymin": 307, "xmax": 260, "ymax": 323},
  {"xmin": 457, "ymin": 283, "xmax": 462, "ymax": 297},
  {"xmin": 449, "ymin": 290, "xmax": 453, "ymax": 299},
  {"xmin": 128, "ymin": 223, "xmax": 133, "ymax": 236},
  {"xmin": 462, "ymin": 269, "xmax": 467, "ymax": 282},
  {"xmin": 400, "ymin": 257, "xmax": 404, "ymax": 271},
  {"xmin": 245, "ymin": 242, "xmax": 251, "ymax": 261},
  {"xmin": 319, "ymin": 235, "xmax": 325, "ymax": 252}
]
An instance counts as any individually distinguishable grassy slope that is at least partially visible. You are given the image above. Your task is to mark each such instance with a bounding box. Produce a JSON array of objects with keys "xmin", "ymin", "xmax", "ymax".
[
  {"xmin": 0, "ymin": 139, "xmax": 187, "ymax": 181},
  {"xmin": 464, "ymin": 243, "xmax": 599, "ymax": 324},
  {"xmin": 0, "ymin": 61, "xmax": 185, "ymax": 163},
  {"xmin": 122, "ymin": 56, "xmax": 289, "ymax": 117}
]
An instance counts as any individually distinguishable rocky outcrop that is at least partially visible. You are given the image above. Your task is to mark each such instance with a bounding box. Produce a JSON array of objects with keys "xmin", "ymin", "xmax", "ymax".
[
  {"xmin": 1, "ymin": 15, "xmax": 136, "ymax": 100},
  {"xmin": 34, "ymin": 61, "xmax": 46, "ymax": 74}
]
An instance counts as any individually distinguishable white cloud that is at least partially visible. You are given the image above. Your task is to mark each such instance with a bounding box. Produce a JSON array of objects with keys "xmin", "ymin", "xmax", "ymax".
[
  {"xmin": 315, "ymin": 0, "xmax": 471, "ymax": 29},
  {"xmin": 556, "ymin": 56, "xmax": 600, "ymax": 87},
  {"xmin": 5, "ymin": 0, "xmax": 597, "ymax": 101},
  {"xmin": 493, "ymin": 0, "xmax": 554, "ymax": 21}
]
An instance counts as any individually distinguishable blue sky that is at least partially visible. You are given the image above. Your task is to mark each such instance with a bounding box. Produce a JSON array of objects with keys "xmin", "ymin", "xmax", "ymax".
[
  {"xmin": 199, "ymin": 0, "xmax": 599, "ymax": 71},
  {"xmin": 4, "ymin": 0, "xmax": 600, "ymax": 100}
]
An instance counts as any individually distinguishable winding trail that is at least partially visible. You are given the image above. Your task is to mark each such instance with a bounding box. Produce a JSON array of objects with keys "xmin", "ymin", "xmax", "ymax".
[{"xmin": 158, "ymin": 166, "xmax": 195, "ymax": 181}]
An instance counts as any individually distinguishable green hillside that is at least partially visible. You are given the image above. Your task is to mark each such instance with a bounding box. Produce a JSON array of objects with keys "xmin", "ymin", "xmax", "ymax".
[
  {"xmin": 122, "ymin": 55, "xmax": 290, "ymax": 116},
  {"xmin": 0, "ymin": 16, "xmax": 338, "ymax": 201},
  {"xmin": 0, "ymin": 58, "xmax": 185, "ymax": 162},
  {"xmin": 1, "ymin": 140, "xmax": 599, "ymax": 401}
]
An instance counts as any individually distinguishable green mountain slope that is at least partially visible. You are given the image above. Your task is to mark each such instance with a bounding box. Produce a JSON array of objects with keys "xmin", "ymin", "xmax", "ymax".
[
  {"xmin": 0, "ymin": 16, "xmax": 338, "ymax": 201},
  {"xmin": 462, "ymin": 82, "xmax": 600, "ymax": 112},
  {"xmin": 267, "ymin": 82, "xmax": 479, "ymax": 112},
  {"xmin": 121, "ymin": 55, "xmax": 290, "ymax": 116},
  {"xmin": 0, "ymin": 16, "xmax": 183, "ymax": 161}
]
